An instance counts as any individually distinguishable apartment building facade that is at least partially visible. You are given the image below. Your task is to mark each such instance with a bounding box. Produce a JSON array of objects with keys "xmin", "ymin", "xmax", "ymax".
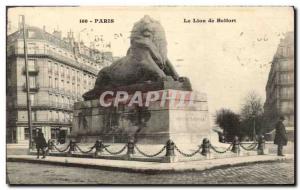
[
  {"xmin": 264, "ymin": 32, "xmax": 294, "ymax": 141},
  {"xmin": 7, "ymin": 26, "xmax": 112, "ymax": 144}
]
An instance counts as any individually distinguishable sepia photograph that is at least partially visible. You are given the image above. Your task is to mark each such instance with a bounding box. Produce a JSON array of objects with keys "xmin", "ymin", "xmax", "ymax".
[{"xmin": 5, "ymin": 6, "xmax": 295, "ymax": 185}]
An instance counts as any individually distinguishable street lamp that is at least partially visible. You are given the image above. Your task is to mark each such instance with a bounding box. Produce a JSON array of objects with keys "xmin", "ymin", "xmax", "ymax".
[
  {"xmin": 20, "ymin": 15, "xmax": 33, "ymax": 150},
  {"xmin": 252, "ymin": 113, "xmax": 256, "ymax": 141}
]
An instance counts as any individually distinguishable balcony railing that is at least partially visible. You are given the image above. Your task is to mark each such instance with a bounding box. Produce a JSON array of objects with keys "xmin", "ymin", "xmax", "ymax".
[
  {"xmin": 279, "ymin": 81, "xmax": 294, "ymax": 85},
  {"xmin": 23, "ymin": 83, "xmax": 40, "ymax": 92},
  {"xmin": 49, "ymin": 101, "xmax": 74, "ymax": 110},
  {"xmin": 48, "ymin": 88, "xmax": 59, "ymax": 94},
  {"xmin": 14, "ymin": 101, "xmax": 74, "ymax": 111},
  {"xmin": 14, "ymin": 102, "xmax": 39, "ymax": 107},
  {"xmin": 10, "ymin": 47, "xmax": 99, "ymax": 75},
  {"xmin": 49, "ymin": 101, "xmax": 56, "ymax": 107},
  {"xmin": 22, "ymin": 65, "xmax": 39, "ymax": 75}
]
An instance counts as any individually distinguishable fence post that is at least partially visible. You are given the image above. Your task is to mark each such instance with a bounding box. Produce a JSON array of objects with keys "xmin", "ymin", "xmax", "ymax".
[
  {"xmin": 68, "ymin": 140, "xmax": 76, "ymax": 156},
  {"xmin": 257, "ymin": 135, "xmax": 265, "ymax": 155},
  {"xmin": 201, "ymin": 138, "xmax": 210, "ymax": 157},
  {"xmin": 231, "ymin": 136, "xmax": 240, "ymax": 155},
  {"xmin": 165, "ymin": 139, "xmax": 175, "ymax": 157},
  {"xmin": 47, "ymin": 139, "xmax": 54, "ymax": 155},
  {"xmin": 126, "ymin": 138, "xmax": 135, "ymax": 158},
  {"xmin": 47, "ymin": 139, "xmax": 54, "ymax": 150},
  {"xmin": 164, "ymin": 139, "xmax": 177, "ymax": 162},
  {"xmin": 94, "ymin": 140, "xmax": 104, "ymax": 157}
]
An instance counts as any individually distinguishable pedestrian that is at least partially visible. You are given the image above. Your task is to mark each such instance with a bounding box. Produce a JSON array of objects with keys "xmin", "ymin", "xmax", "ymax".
[
  {"xmin": 274, "ymin": 116, "xmax": 288, "ymax": 156},
  {"xmin": 34, "ymin": 129, "xmax": 47, "ymax": 159}
]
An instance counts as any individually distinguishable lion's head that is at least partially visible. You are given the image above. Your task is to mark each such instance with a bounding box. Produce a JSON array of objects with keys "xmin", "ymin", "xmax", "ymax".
[{"xmin": 130, "ymin": 15, "xmax": 168, "ymax": 65}]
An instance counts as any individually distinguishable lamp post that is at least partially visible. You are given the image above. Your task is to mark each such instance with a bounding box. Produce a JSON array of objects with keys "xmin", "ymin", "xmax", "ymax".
[
  {"xmin": 252, "ymin": 113, "xmax": 256, "ymax": 141},
  {"xmin": 21, "ymin": 15, "xmax": 33, "ymax": 150}
]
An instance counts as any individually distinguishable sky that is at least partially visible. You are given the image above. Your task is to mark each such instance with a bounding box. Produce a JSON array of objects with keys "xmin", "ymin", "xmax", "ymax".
[{"xmin": 7, "ymin": 6, "xmax": 294, "ymax": 120}]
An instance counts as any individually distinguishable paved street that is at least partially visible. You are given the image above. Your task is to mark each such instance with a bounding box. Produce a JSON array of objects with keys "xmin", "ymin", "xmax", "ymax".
[{"xmin": 7, "ymin": 160, "xmax": 294, "ymax": 184}]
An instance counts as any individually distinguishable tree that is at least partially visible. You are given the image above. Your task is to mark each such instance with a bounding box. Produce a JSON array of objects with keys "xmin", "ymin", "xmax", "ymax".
[
  {"xmin": 240, "ymin": 91, "xmax": 264, "ymax": 140},
  {"xmin": 215, "ymin": 108, "xmax": 241, "ymax": 142},
  {"xmin": 240, "ymin": 91, "xmax": 263, "ymax": 120}
]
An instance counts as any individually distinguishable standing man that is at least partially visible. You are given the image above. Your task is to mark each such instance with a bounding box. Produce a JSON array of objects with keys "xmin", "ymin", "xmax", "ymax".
[
  {"xmin": 34, "ymin": 129, "xmax": 47, "ymax": 159},
  {"xmin": 274, "ymin": 116, "xmax": 288, "ymax": 156}
]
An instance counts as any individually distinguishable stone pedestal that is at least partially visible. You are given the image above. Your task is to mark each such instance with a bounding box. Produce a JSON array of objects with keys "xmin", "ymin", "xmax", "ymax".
[{"xmin": 71, "ymin": 89, "xmax": 211, "ymax": 145}]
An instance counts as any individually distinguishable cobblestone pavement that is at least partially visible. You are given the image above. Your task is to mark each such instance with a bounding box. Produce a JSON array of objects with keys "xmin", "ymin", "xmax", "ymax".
[{"xmin": 7, "ymin": 160, "xmax": 294, "ymax": 185}]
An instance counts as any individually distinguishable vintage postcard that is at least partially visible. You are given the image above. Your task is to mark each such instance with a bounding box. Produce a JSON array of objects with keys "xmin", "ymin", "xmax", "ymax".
[{"xmin": 6, "ymin": 6, "xmax": 295, "ymax": 185}]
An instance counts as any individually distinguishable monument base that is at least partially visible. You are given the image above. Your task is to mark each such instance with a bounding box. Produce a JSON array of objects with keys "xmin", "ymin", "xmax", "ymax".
[{"xmin": 71, "ymin": 89, "xmax": 211, "ymax": 146}]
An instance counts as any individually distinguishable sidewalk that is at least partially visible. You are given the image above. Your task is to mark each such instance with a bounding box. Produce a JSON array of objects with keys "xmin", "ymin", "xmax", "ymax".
[{"xmin": 7, "ymin": 154, "xmax": 294, "ymax": 173}]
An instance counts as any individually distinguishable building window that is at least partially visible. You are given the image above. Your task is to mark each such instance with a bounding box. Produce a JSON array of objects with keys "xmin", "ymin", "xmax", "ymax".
[
  {"xmin": 72, "ymin": 70, "xmax": 75, "ymax": 81},
  {"xmin": 29, "ymin": 94, "xmax": 35, "ymax": 106},
  {"xmin": 29, "ymin": 76, "xmax": 36, "ymax": 88},
  {"xmin": 49, "ymin": 110, "xmax": 53, "ymax": 121},
  {"xmin": 280, "ymin": 87, "xmax": 294, "ymax": 99},
  {"xmin": 61, "ymin": 96, "xmax": 64, "ymax": 106},
  {"xmin": 55, "ymin": 95, "xmax": 58, "ymax": 107},
  {"xmin": 280, "ymin": 73, "xmax": 288, "ymax": 83},
  {"xmin": 24, "ymin": 128, "xmax": 29, "ymax": 140},
  {"xmin": 54, "ymin": 63, "xmax": 58, "ymax": 75},
  {"xmin": 31, "ymin": 111, "xmax": 37, "ymax": 121},
  {"xmin": 70, "ymin": 113, "xmax": 73, "ymax": 122},
  {"xmin": 280, "ymin": 61, "xmax": 290, "ymax": 70},
  {"xmin": 61, "ymin": 80, "xmax": 64, "ymax": 90},
  {"xmin": 72, "ymin": 83, "xmax": 75, "ymax": 93},
  {"xmin": 55, "ymin": 78, "xmax": 58, "ymax": 89},
  {"xmin": 77, "ymin": 84, "xmax": 80, "ymax": 94},
  {"xmin": 48, "ymin": 61, "xmax": 52, "ymax": 73},
  {"xmin": 49, "ymin": 94, "xmax": 53, "ymax": 106},
  {"xmin": 66, "ymin": 81, "xmax": 70, "ymax": 92},
  {"xmin": 280, "ymin": 101, "xmax": 293, "ymax": 113},
  {"xmin": 83, "ymin": 76, "xmax": 87, "ymax": 85},
  {"xmin": 49, "ymin": 76, "xmax": 52, "ymax": 88},
  {"xmin": 77, "ymin": 71, "xmax": 81, "ymax": 82},
  {"xmin": 61, "ymin": 65, "xmax": 64, "ymax": 77},
  {"xmin": 60, "ymin": 111, "xmax": 64, "ymax": 122},
  {"xmin": 280, "ymin": 87, "xmax": 287, "ymax": 97},
  {"xmin": 56, "ymin": 111, "xmax": 59, "ymax": 121},
  {"xmin": 67, "ymin": 67, "xmax": 69, "ymax": 74},
  {"xmin": 285, "ymin": 73, "xmax": 294, "ymax": 83},
  {"xmin": 62, "ymin": 112, "xmax": 66, "ymax": 122},
  {"xmin": 51, "ymin": 128, "xmax": 60, "ymax": 139},
  {"xmin": 28, "ymin": 59, "xmax": 36, "ymax": 71},
  {"xmin": 66, "ymin": 97, "xmax": 68, "ymax": 108},
  {"xmin": 65, "ymin": 112, "xmax": 70, "ymax": 122}
]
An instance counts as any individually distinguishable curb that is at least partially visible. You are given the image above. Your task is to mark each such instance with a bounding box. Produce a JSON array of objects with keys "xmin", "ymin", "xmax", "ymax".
[
  {"xmin": 7, "ymin": 155, "xmax": 293, "ymax": 174},
  {"xmin": 7, "ymin": 157, "xmax": 164, "ymax": 174}
]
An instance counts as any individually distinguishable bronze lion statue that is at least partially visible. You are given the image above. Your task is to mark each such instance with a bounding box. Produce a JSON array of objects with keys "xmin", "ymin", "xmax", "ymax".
[{"xmin": 83, "ymin": 15, "xmax": 192, "ymax": 100}]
